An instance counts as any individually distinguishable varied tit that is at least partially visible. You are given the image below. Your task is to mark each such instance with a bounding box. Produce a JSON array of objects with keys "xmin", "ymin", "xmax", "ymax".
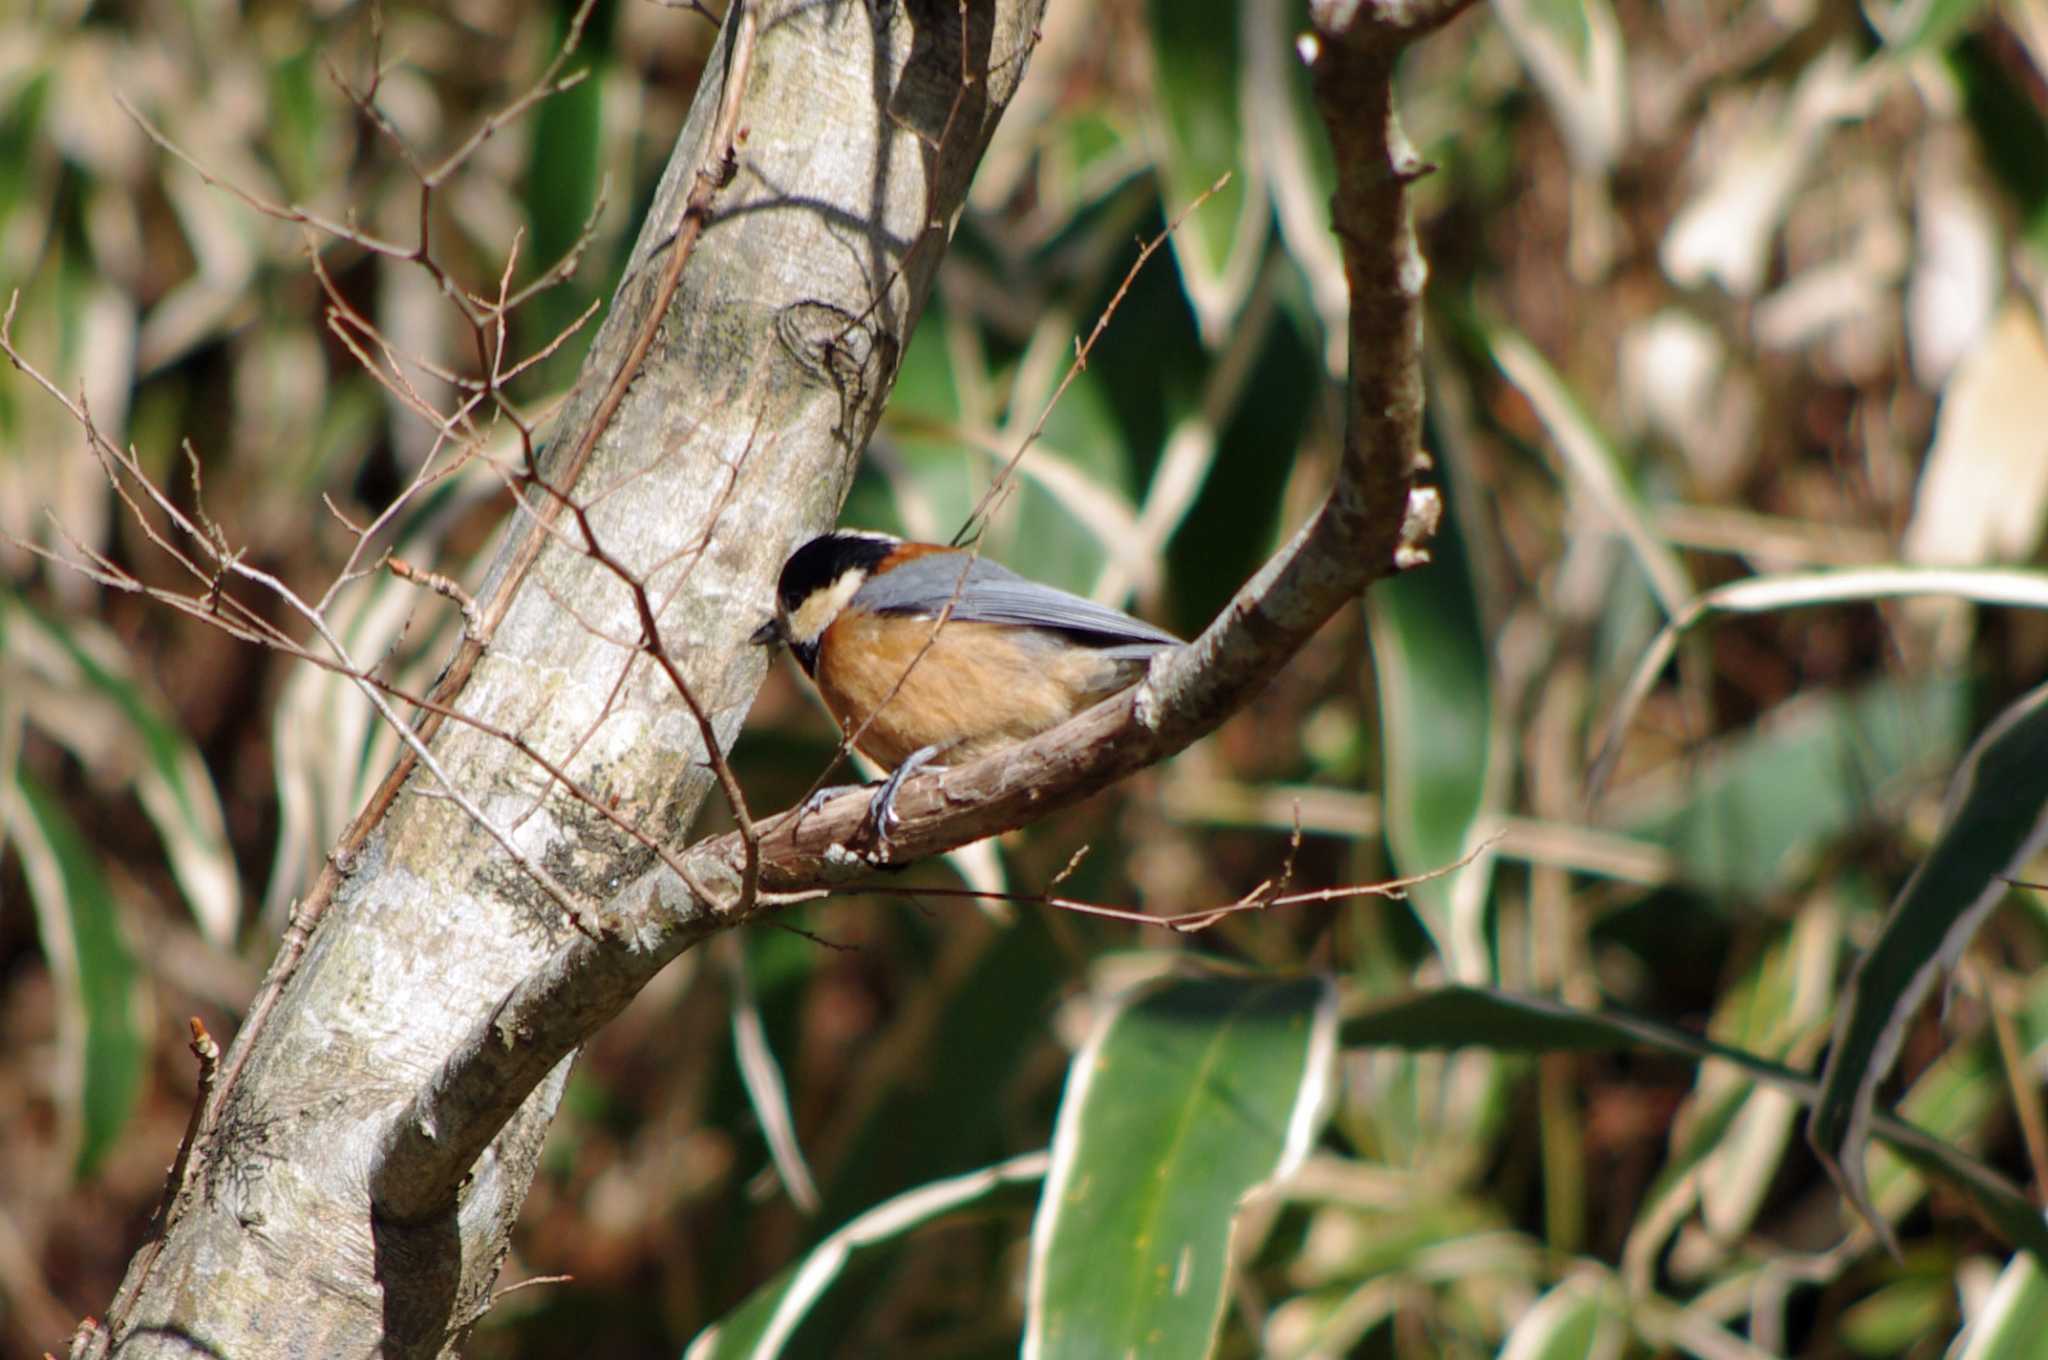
[{"xmin": 750, "ymin": 530, "xmax": 1182, "ymax": 842}]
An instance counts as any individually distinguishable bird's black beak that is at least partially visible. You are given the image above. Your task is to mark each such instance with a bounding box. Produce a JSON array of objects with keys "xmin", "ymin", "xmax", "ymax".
[{"xmin": 749, "ymin": 618, "xmax": 784, "ymax": 647}]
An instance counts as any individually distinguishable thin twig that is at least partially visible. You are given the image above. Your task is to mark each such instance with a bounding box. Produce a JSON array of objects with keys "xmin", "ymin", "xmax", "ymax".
[
  {"xmin": 953, "ymin": 171, "xmax": 1233, "ymax": 548},
  {"xmin": 146, "ymin": 1019, "xmax": 221, "ymax": 1238},
  {"xmin": 884, "ymin": 836, "xmax": 1496, "ymax": 933}
]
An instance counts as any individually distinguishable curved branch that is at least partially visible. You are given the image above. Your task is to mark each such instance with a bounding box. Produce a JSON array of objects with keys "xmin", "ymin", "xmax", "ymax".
[{"xmin": 372, "ymin": 0, "xmax": 1472, "ymax": 1224}]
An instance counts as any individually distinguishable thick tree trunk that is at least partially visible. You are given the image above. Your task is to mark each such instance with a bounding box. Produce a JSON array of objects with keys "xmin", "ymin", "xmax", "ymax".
[{"xmin": 95, "ymin": 2, "xmax": 1045, "ymax": 1354}]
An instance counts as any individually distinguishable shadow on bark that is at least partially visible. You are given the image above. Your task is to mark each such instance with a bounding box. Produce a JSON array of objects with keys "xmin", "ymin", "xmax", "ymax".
[{"xmin": 373, "ymin": 1208, "xmax": 460, "ymax": 1356}]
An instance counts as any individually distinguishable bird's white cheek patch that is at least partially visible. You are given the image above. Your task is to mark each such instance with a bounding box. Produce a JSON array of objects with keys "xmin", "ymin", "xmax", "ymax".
[{"xmin": 788, "ymin": 569, "xmax": 866, "ymax": 644}]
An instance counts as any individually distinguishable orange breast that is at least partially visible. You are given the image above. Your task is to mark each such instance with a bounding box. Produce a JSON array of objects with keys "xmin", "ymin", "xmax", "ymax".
[{"xmin": 813, "ymin": 614, "xmax": 1144, "ymax": 769}]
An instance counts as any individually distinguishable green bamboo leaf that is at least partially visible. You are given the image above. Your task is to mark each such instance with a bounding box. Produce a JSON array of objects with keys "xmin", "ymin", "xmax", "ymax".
[
  {"xmin": 1706, "ymin": 905, "xmax": 1841, "ymax": 1234},
  {"xmin": 1843, "ymin": 980, "xmax": 2048, "ymax": 1249},
  {"xmin": 1808, "ymin": 681, "xmax": 2048, "ymax": 1252},
  {"xmin": 1146, "ymin": 0, "xmax": 1267, "ymax": 343},
  {"xmin": 1368, "ymin": 506, "xmax": 1494, "ymax": 979},
  {"xmin": 1486, "ymin": 323, "xmax": 1694, "ymax": 616},
  {"xmin": 1342, "ymin": 985, "xmax": 2048, "ymax": 1260},
  {"xmin": 683, "ymin": 1152, "xmax": 1049, "ymax": 1360},
  {"xmin": 1497, "ymin": 1270, "xmax": 1627, "ymax": 1360},
  {"xmin": 1024, "ymin": 973, "xmax": 1338, "ymax": 1360},
  {"xmin": 1949, "ymin": 38, "xmax": 2048, "ymax": 252},
  {"xmin": 1869, "ymin": 0, "xmax": 1993, "ymax": 52},
  {"xmin": 1839, "ymin": 1273, "xmax": 1951, "ymax": 1355},
  {"xmin": 1242, "ymin": 0, "xmax": 1345, "ymax": 378},
  {"xmin": 267, "ymin": 48, "xmax": 335, "ymax": 200},
  {"xmin": 0, "ymin": 590, "xmax": 240, "ymax": 944},
  {"xmin": 515, "ymin": 2, "xmax": 612, "ymax": 394},
  {"xmin": 1953, "ymin": 1251, "xmax": 2048, "ymax": 1360},
  {"xmin": 5, "ymin": 768, "xmax": 145, "ymax": 1179},
  {"xmin": 0, "ymin": 65, "xmax": 52, "ymax": 208},
  {"xmin": 858, "ymin": 306, "xmax": 975, "ymax": 539},
  {"xmin": 1626, "ymin": 677, "xmax": 1968, "ymax": 900},
  {"xmin": 1594, "ymin": 566, "xmax": 2048, "ymax": 794},
  {"xmin": 1493, "ymin": 0, "xmax": 1627, "ymax": 173}
]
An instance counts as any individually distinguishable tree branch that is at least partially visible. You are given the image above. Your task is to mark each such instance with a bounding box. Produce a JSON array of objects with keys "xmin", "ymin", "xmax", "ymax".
[{"xmin": 369, "ymin": 0, "xmax": 1469, "ymax": 1227}]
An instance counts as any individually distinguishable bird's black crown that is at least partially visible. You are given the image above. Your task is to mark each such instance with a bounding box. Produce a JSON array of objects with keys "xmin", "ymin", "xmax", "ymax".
[{"xmin": 774, "ymin": 531, "xmax": 898, "ymax": 614}]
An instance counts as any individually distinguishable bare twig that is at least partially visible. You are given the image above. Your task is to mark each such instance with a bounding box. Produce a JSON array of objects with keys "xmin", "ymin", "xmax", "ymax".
[
  {"xmin": 388, "ymin": 556, "xmax": 482, "ymax": 639},
  {"xmin": 147, "ymin": 1020, "xmax": 221, "ymax": 1236},
  {"xmin": 489, "ymin": 1273, "xmax": 575, "ymax": 1306},
  {"xmin": 887, "ymin": 835, "xmax": 1494, "ymax": 934},
  {"xmin": 953, "ymin": 171, "xmax": 1235, "ymax": 549}
]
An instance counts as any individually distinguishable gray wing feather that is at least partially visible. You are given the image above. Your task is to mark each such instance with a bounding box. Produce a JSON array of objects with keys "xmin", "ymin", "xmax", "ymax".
[{"xmin": 852, "ymin": 554, "xmax": 1180, "ymax": 651}]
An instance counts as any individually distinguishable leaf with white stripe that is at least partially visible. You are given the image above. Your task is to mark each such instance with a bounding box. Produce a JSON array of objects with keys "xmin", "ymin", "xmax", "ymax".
[
  {"xmin": 1025, "ymin": 973, "xmax": 1338, "ymax": 1360},
  {"xmin": 1808, "ymin": 680, "xmax": 2048, "ymax": 1250},
  {"xmin": 1, "ymin": 590, "xmax": 240, "ymax": 945},
  {"xmin": 3, "ymin": 766, "xmax": 145, "ymax": 1179},
  {"xmin": 683, "ymin": 1153, "xmax": 1049, "ymax": 1360},
  {"xmin": 1952, "ymin": 1251, "xmax": 2048, "ymax": 1360}
]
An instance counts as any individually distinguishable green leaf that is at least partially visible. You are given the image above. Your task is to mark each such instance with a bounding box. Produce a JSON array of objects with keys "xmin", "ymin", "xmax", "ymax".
[
  {"xmin": 1486, "ymin": 323, "xmax": 1693, "ymax": 616},
  {"xmin": 517, "ymin": 4, "xmax": 611, "ymax": 394},
  {"xmin": 1164, "ymin": 292, "xmax": 1312, "ymax": 624},
  {"xmin": 858, "ymin": 304, "xmax": 977, "ymax": 539},
  {"xmin": 1838, "ymin": 1271, "xmax": 1952, "ymax": 1356},
  {"xmin": 0, "ymin": 67, "xmax": 52, "ymax": 239},
  {"xmin": 1954, "ymin": 1251, "xmax": 2048, "ymax": 1360},
  {"xmin": 1368, "ymin": 505, "xmax": 1494, "ymax": 978},
  {"xmin": 1498, "ymin": 1271, "xmax": 1626, "ymax": 1360},
  {"xmin": 0, "ymin": 590, "xmax": 241, "ymax": 944},
  {"xmin": 683, "ymin": 1152, "xmax": 1050, "ymax": 1360},
  {"xmin": 1146, "ymin": 0, "xmax": 1267, "ymax": 342},
  {"xmin": 1342, "ymin": 985, "xmax": 2048, "ymax": 1261},
  {"xmin": 1808, "ymin": 681, "xmax": 2048, "ymax": 1251},
  {"xmin": 1627, "ymin": 676, "xmax": 1969, "ymax": 900},
  {"xmin": 1025, "ymin": 973, "xmax": 1337, "ymax": 1360},
  {"xmin": 1952, "ymin": 35, "xmax": 2048, "ymax": 273},
  {"xmin": 1009, "ymin": 363, "xmax": 1131, "ymax": 595},
  {"xmin": 5, "ymin": 769, "xmax": 145, "ymax": 1179},
  {"xmin": 267, "ymin": 48, "xmax": 334, "ymax": 200},
  {"xmin": 1695, "ymin": 902, "xmax": 1845, "ymax": 1246},
  {"xmin": 1245, "ymin": 0, "xmax": 1343, "ymax": 378},
  {"xmin": 1871, "ymin": 0, "xmax": 1993, "ymax": 53}
]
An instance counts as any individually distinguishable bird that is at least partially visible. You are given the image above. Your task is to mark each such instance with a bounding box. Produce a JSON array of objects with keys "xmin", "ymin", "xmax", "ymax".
[{"xmin": 750, "ymin": 530, "xmax": 1182, "ymax": 846}]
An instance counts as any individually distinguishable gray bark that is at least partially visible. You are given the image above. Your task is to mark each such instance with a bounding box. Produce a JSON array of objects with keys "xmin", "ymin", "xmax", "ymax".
[{"xmin": 96, "ymin": 1, "xmax": 1045, "ymax": 1354}]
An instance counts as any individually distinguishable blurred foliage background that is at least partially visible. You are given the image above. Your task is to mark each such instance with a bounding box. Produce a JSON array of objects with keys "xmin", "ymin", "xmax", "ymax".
[{"xmin": 5, "ymin": 0, "xmax": 2048, "ymax": 1356}]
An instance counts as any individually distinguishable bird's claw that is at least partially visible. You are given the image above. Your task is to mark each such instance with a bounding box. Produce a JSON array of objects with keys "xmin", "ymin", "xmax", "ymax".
[
  {"xmin": 798, "ymin": 783, "xmax": 867, "ymax": 821},
  {"xmin": 861, "ymin": 745, "xmax": 943, "ymax": 856}
]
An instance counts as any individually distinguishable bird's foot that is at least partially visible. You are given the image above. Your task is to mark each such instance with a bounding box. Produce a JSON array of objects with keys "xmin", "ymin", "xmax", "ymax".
[
  {"xmin": 797, "ymin": 782, "xmax": 868, "ymax": 821},
  {"xmin": 863, "ymin": 745, "xmax": 944, "ymax": 855}
]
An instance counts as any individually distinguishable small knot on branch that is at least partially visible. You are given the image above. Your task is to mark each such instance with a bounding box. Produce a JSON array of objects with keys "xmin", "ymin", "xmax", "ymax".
[
  {"xmin": 1392, "ymin": 155, "xmax": 1437, "ymax": 186},
  {"xmin": 1395, "ymin": 482, "xmax": 1442, "ymax": 570}
]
